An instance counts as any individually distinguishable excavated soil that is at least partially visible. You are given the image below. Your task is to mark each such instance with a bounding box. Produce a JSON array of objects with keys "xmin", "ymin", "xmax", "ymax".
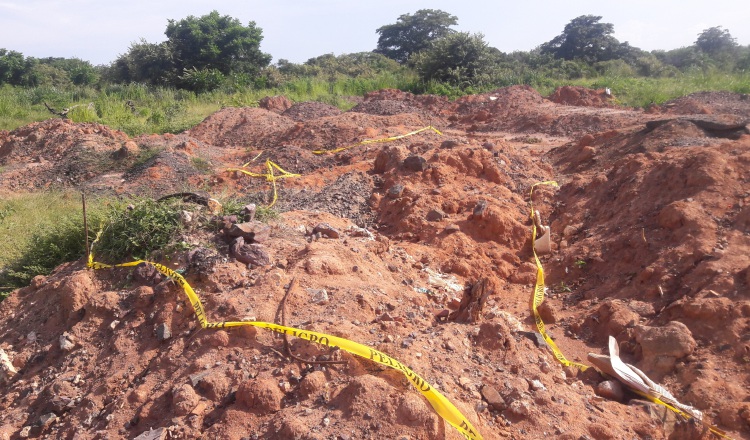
[{"xmin": 1, "ymin": 88, "xmax": 750, "ymax": 440}]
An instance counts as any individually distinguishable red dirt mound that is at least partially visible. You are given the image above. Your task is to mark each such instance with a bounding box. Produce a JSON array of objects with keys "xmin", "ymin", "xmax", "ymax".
[
  {"xmin": 186, "ymin": 107, "xmax": 296, "ymax": 148},
  {"xmin": 547, "ymin": 86, "xmax": 616, "ymax": 108},
  {"xmin": 281, "ymin": 101, "xmax": 342, "ymax": 121},
  {"xmin": 2, "ymin": 87, "xmax": 750, "ymax": 440},
  {"xmin": 659, "ymin": 91, "xmax": 750, "ymax": 117}
]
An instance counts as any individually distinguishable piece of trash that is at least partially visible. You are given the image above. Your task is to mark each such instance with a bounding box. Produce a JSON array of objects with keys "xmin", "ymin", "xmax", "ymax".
[{"xmin": 533, "ymin": 210, "xmax": 551, "ymax": 255}]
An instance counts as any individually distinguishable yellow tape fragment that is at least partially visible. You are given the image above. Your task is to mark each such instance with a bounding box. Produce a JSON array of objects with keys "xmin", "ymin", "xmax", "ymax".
[
  {"xmin": 529, "ymin": 181, "xmax": 588, "ymax": 371},
  {"xmin": 86, "ymin": 246, "xmax": 481, "ymax": 439},
  {"xmin": 227, "ymin": 159, "xmax": 300, "ymax": 208},
  {"xmin": 312, "ymin": 125, "xmax": 443, "ymax": 155}
]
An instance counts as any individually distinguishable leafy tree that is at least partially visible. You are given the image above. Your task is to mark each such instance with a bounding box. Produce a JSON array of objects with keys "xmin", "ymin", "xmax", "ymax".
[
  {"xmin": 0, "ymin": 49, "xmax": 30, "ymax": 85},
  {"xmin": 695, "ymin": 26, "xmax": 737, "ymax": 55},
  {"xmin": 540, "ymin": 15, "xmax": 624, "ymax": 63},
  {"xmin": 412, "ymin": 32, "xmax": 498, "ymax": 88},
  {"xmin": 165, "ymin": 10, "xmax": 271, "ymax": 77},
  {"xmin": 375, "ymin": 9, "xmax": 458, "ymax": 63},
  {"xmin": 108, "ymin": 39, "xmax": 174, "ymax": 85},
  {"xmin": 36, "ymin": 57, "xmax": 99, "ymax": 85}
]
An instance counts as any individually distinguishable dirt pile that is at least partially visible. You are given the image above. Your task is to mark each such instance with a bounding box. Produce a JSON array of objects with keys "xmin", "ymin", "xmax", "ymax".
[
  {"xmin": 547, "ymin": 86, "xmax": 616, "ymax": 108},
  {"xmin": 2, "ymin": 87, "xmax": 750, "ymax": 440}
]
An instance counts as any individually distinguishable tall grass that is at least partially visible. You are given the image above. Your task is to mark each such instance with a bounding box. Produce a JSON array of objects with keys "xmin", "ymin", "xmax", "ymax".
[{"xmin": 1, "ymin": 70, "xmax": 749, "ymax": 135}]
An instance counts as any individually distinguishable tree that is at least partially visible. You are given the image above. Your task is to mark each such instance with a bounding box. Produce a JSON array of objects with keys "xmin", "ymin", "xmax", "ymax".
[
  {"xmin": 695, "ymin": 26, "xmax": 737, "ymax": 55},
  {"xmin": 540, "ymin": 15, "xmax": 623, "ymax": 63},
  {"xmin": 375, "ymin": 9, "xmax": 458, "ymax": 63},
  {"xmin": 0, "ymin": 49, "xmax": 27, "ymax": 85},
  {"xmin": 412, "ymin": 32, "xmax": 498, "ymax": 88},
  {"xmin": 108, "ymin": 39, "xmax": 174, "ymax": 85},
  {"xmin": 165, "ymin": 10, "xmax": 271, "ymax": 77}
]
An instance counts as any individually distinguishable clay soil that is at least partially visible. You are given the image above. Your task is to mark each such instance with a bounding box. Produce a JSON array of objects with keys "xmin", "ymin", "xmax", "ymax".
[{"xmin": 1, "ymin": 86, "xmax": 750, "ymax": 440}]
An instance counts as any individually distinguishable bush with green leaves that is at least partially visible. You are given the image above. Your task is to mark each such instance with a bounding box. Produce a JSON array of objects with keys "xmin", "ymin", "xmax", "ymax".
[{"xmin": 412, "ymin": 32, "xmax": 498, "ymax": 88}]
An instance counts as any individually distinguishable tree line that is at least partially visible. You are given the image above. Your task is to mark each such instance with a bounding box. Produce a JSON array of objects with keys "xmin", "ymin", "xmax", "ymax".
[{"xmin": 1, "ymin": 9, "xmax": 748, "ymax": 93}]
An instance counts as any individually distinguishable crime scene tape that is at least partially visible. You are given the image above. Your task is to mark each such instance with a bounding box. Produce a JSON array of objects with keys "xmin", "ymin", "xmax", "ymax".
[
  {"xmin": 529, "ymin": 181, "xmax": 588, "ymax": 371},
  {"xmin": 86, "ymin": 240, "xmax": 482, "ymax": 440},
  {"xmin": 312, "ymin": 125, "xmax": 443, "ymax": 155},
  {"xmin": 227, "ymin": 159, "xmax": 300, "ymax": 208}
]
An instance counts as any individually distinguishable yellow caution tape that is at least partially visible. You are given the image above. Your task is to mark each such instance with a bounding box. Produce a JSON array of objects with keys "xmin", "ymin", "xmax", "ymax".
[
  {"xmin": 312, "ymin": 125, "xmax": 443, "ymax": 155},
  {"xmin": 86, "ymin": 239, "xmax": 481, "ymax": 440},
  {"xmin": 227, "ymin": 159, "xmax": 300, "ymax": 208},
  {"xmin": 529, "ymin": 181, "xmax": 588, "ymax": 371},
  {"xmin": 632, "ymin": 390, "xmax": 733, "ymax": 439}
]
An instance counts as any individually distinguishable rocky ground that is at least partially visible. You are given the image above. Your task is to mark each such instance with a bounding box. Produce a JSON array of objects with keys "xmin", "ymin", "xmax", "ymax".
[{"xmin": 0, "ymin": 85, "xmax": 749, "ymax": 440}]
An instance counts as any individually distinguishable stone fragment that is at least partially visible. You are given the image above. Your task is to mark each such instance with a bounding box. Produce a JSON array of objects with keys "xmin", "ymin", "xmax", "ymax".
[
  {"xmin": 59, "ymin": 333, "xmax": 75, "ymax": 351},
  {"xmin": 231, "ymin": 237, "xmax": 271, "ymax": 266},
  {"xmin": 242, "ymin": 203, "xmax": 257, "ymax": 221},
  {"xmin": 481, "ymin": 384, "xmax": 506, "ymax": 410},
  {"xmin": 133, "ymin": 427, "xmax": 167, "ymax": 440},
  {"xmin": 595, "ymin": 380, "xmax": 624, "ymax": 402},
  {"xmin": 440, "ymin": 140, "xmax": 461, "ymax": 149},
  {"xmin": 156, "ymin": 323, "xmax": 171, "ymax": 341},
  {"xmin": 229, "ymin": 221, "xmax": 271, "ymax": 243},
  {"xmin": 472, "ymin": 200, "xmax": 488, "ymax": 219},
  {"xmin": 403, "ymin": 155, "xmax": 428, "ymax": 172},
  {"xmin": 387, "ymin": 184, "xmax": 405, "ymax": 198},
  {"xmin": 308, "ymin": 289, "xmax": 329, "ymax": 305},
  {"xmin": 634, "ymin": 321, "xmax": 696, "ymax": 377},
  {"xmin": 507, "ymin": 400, "xmax": 530, "ymax": 418},
  {"xmin": 39, "ymin": 413, "xmax": 57, "ymax": 427},
  {"xmin": 445, "ymin": 224, "xmax": 460, "ymax": 234},
  {"xmin": 0, "ymin": 349, "xmax": 17, "ymax": 384},
  {"xmin": 426, "ymin": 209, "xmax": 448, "ymax": 222},
  {"xmin": 312, "ymin": 223, "xmax": 340, "ymax": 239}
]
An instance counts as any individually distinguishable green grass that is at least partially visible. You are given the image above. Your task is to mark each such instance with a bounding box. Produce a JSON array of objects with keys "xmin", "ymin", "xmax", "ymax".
[{"xmin": 0, "ymin": 191, "xmax": 100, "ymax": 296}]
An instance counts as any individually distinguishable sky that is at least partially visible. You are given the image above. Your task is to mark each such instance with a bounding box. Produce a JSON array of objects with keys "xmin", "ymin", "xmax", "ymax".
[{"xmin": 1, "ymin": 0, "xmax": 749, "ymax": 66}]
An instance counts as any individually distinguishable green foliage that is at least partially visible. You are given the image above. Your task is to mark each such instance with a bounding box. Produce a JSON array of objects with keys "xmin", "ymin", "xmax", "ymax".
[
  {"xmin": 92, "ymin": 198, "xmax": 185, "ymax": 262},
  {"xmin": 106, "ymin": 39, "xmax": 174, "ymax": 86},
  {"xmin": 695, "ymin": 26, "xmax": 737, "ymax": 55},
  {"xmin": 412, "ymin": 32, "xmax": 498, "ymax": 88},
  {"xmin": 179, "ymin": 67, "xmax": 225, "ymax": 92},
  {"xmin": 375, "ymin": 9, "xmax": 458, "ymax": 63},
  {"xmin": 0, "ymin": 192, "xmax": 102, "ymax": 290},
  {"xmin": 540, "ymin": 15, "xmax": 625, "ymax": 63},
  {"xmin": 166, "ymin": 10, "xmax": 272, "ymax": 78}
]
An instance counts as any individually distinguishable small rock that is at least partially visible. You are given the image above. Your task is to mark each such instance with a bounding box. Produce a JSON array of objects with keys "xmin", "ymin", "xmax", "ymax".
[
  {"xmin": 312, "ymin": 223, "xmax": 340, "ymax": 239},
  {"xmin": 529, "ymin": 379, "xmax": 546, "ymax": 391},
  {"xmin": 595, "ymin": 380, "xmax": 624, "ymax": 402},
  {"xmin": 0, "ymin": 349, "xmax": 17, "ymax": 384},
  {"xmin": 401, "ymin": 338, "xmax": 414, "ymax": 349},
  {"xmin": 19, "ymin": 426, "xmax": 31, "ymax": 438},
  {"xmin": 445, "ymin": 224, "xmax": 460, "ymax": 234},
  {"xmin": 133, "ymin": 427, "xmax": 167, "ymax": 440},
  {"xmin": 472, "ymin": 200, "xmax": 488, "ymax": 219},
  {"xmin": 299, "ymin": 371, "xmax": 328, "ymax": 398},
  {"xmin": 440, "ymin": 140, "xmax": 461, "ymax": 149},
  {"xmin": 426, "ymin": 209, "xmax": 448, "ymax": 222},
  {"xmin": 39, "ymin": 413, "xmax": 57, "ymax": 427},
  {"xmin": 231, "ymin": 237, "xmax": 271, "ymax": 266},
  {"xmin": 403, "ymin": 155, "xmax": 428, "ymax": 172},
  {"xmin": 156, "ymin": 323, "xmax": 171, "ymax": 341},
  {"xmin": 242, "ymin": 204, "xmax": 257, "ymax": 221},
  {"xmin": 387, "ymin": 184, "xmax": 405, "ymax": 198},
  {"xmin": 229, "ymin": 221, "xmax": 271, "ymax": 243},
  {"xmin": 179, "ymin": 210, "xmax": 193, "ymax": 226},
  {"xmin": 507, "ymin": 400, "xmax": 530, "ymax": 418},
  {"xmin": 481, "ymin": 385, "xmax": 506, "ymax": 410},
  {"xmin": 59, "ymin": 334, "xmax": 75, "ymax": 351},
  {"xmin": 308, "ymin": 289, "xmax": 329, "ymax": 305}
]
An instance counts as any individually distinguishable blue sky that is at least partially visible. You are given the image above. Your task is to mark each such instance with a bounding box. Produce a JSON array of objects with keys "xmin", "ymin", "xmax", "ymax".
[{"xmin": 1, "ymin": 0, "xmax": 748, "ymax": 65}]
